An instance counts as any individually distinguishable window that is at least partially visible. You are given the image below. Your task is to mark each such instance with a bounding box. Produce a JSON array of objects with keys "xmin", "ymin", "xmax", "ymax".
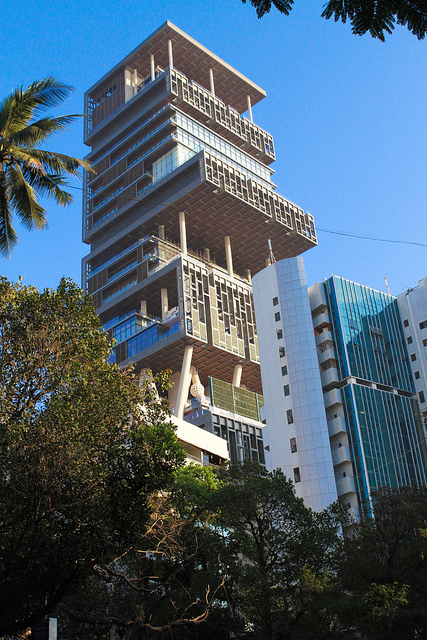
[
  {"xmin": 423, "ymin": 338, "xmax": 427, "ymax": 347},
  {"xmin": 411, "ymin": 353, "xmax": 417, "ymax": 362},
  {"xmin": 281, "ymin": 365, "xmax": 288, "ymax": 376},
  {"xmin": 284, "ymin": 384, "xmax": 290, "ymax": 397},
  {"xmin": 415, "ymin": 371, "xmax": 420, "ymax": 380},
  {"xmin": 287, "ymin": 409, "xmax": 294, "ymax": 424},
  {"xmin": 420, "ymin": 391, "xmax": 425, "ymax": 404},
  {"xmin": 279, "ymin": 346, "xmax": 286, "ymax": 357},
  {"xmin": 294, "ymin": 467, "xmax": 301, "ymax": 483},
  {"xmin": 275, "ymin": 312, "xmax": 281, "ymax": 322},
  {"xmin": 403, "ymin": 319, "xmax": 409, "ymax": 328},
  {"xmin": 420, "ymin": 320, "xmax": 427, "ymax": 330},
  {"xmin": 290, "ymin": 437, "xmax": 297, "ymax": 453},
  {"xmin": 407, "ymin": 336, "xmax": 413, "ymax": 344},
  {"xmin": 272, "ymin": 296, "xmax": 279, "ymax": 306},
  {"xmin": 276, "ymin": 329, "xmax": 283, "ymax": 340}
]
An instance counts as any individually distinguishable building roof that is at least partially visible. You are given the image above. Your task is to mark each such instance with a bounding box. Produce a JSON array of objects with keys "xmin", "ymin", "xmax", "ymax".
[{"xmin": 86, "ymin": 21, "xmax": 266, "ymax": 114}]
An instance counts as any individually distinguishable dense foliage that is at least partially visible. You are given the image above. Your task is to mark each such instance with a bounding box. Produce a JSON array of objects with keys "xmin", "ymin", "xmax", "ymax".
[
  {"xmin": 0, "ymin": 277, "xmax": 185, "ymax": 636},
  {"xmin": 241, "ymin": 0, "xmax": 427, "ymax": 40}
]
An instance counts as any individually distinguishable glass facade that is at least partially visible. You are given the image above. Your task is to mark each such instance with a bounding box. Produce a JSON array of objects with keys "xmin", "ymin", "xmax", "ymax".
[{"xmin": 323, "ymin": 276, "xmax": 427, "ymax": 509}]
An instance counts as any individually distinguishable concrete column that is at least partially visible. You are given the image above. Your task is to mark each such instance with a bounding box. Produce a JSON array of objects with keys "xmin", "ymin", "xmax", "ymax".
[
  {"xmin": 150, "ymin": 54, "xmax": 155, "ymax": 81},
  {"xmin": 168, "ymin": 371, "xmax": 181, "ymax": 411},
  {"xmin": 140, "ymin": 299, "xmax": 147, "ymax": 315},
  {"xmin": 245, "ymin": 269, "xmax": 252, "ymax": 284},
  {"xmin": 225, "ymin": 236, "xmax": 233, "ymax": 278},
  {"xmin": 168, "ymin": 39, "xmax": 173, "ymax": 69},
  {"xmin": 209, "ymin": 68, "xmax": 215, "ymax": 95},
  {"xmin": 133, "ymin": 69, "xmax": 138, "ymax": 95},
  {"xmin": 175, "ymin": 345, "xmax": 193, "ymax": 419},
  {"xmin": 158, "ymin": 224, "xmax": 165, "ymax": 239},
  {"xmin": 233, "ymin": 364, "xmax": 243, "ymax": 388},
  {"xmin": 161, "ymin": 287, "xmax": 168, "ymax": 322},
  {"xmin": 179, "ymin": 211, "xmax": 187, "ymax": 255},
  {"xmin": 204, "ymin": 247, "xmax": 210, "ymax": 262},
  {"xmin": 247, "ymin": 95, "xmax": 253, "ymax": 123}
]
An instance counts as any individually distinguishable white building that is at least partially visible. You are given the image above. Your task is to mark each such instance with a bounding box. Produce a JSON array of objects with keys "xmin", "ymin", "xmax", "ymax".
[
  {"xmin": 252, "ymin": 257, "xmax": 337, "ymax": 511},
  {"xmin": 397, "ymin": 277, "xmax": 427, "ymax": 423}
]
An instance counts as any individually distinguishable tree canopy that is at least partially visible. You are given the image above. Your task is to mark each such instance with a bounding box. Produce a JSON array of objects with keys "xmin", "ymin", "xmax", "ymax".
[
  {"xmin": 241, "ymin": 0, "xmax": 427, "ymax": 40},
  {"xmin": 0, "ymin": 78, "xmax": 91, "ymax": 255},
  {"xmin": 0, "ymin": 277, "xmax": 185, "ymax": 637}
]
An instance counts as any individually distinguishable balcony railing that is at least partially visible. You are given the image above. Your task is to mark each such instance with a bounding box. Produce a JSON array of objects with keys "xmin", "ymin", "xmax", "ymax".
[{"xmin": 170, "ymin": 68, "xmax": 275, "ymax": 162}]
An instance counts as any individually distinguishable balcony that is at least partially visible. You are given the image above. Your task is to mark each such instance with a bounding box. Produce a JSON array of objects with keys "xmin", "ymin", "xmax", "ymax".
[
  {"xmin": 316, "ymin": 330, "xmax": 333, "ymax": 346},
  {"xmin": 170, "ymin": 68, "xmax": 275, "ymax": 163},
  {"xmin": 313, "ymin": 312, "xmax": 330, "ymax": 330},
  {"xmin": 332, "ymin": 445, "xmax": 352, "ymax": 466},
  {"xmin": 321, "ymin": 367, "xmax": 340, "ymax": 389},
  {"xmin": 335, "ymin": 475, "xmax": 356, "ymax": 496},
  {"xmin": 323, "ymin": 388, "xmax": 342, "ymax": 408},
  {"xmin": 328, "ymin": 415, "xmax": 347, "ymax": 437}
]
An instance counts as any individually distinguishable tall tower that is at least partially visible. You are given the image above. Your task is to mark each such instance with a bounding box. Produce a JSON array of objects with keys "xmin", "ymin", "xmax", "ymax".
[
  {"xmin": 82, "ymin": 22, "xmax": 317, "ymax": 465},
  {"xmin": 309, "ymin": 276, "xmax": 427, "ymax": 515}
]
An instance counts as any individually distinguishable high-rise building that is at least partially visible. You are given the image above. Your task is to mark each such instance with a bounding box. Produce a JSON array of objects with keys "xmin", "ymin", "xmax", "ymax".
[
  {"xmin": 397, "ymin": 278, "xmax": 427, "ymax": 424},
  {"xmin": 309, "ymin": 276, "xmax": 427, "ymax": 514},
  {"xmin": 82, "ymin": 22, "xmax": 317, "ymax": 466},
  {"xmin": 252, "ymin": 258, "xmax": 337, "ymax": 512}
]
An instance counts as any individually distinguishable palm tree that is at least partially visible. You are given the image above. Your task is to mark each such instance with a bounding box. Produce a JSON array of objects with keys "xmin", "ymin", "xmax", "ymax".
[{"xmin": 0, "ymin": 77, "xmax": 92, "ymax": 256}]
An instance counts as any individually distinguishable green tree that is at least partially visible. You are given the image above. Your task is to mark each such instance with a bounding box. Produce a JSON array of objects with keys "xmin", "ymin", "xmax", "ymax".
[
  {"xmin": 242, "ymin": 0, "xmax": 427, "ymax": 40},
  {"xmin": 215, "ymin": 462, "xmax": 347, "ymax": 640},
  {"xmin": 0, "ymin": 78, "xmax": 91, "ymax": 256},
  {"xmin": 339, "ymin": 487, "xmax": 427, "ymax": 640},
  {"xmin": 0, "ymin": 277, "xmax": 185, "ymax": 637}
]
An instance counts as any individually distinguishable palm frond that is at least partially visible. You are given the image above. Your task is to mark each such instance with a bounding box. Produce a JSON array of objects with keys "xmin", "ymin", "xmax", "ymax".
[
  {"xmin": 0, "ymin": 173, "xmax": 18, "ymax": 256},
  {"xmin": 7, "ymin": 165, "xmax": 47, "ymax": 231},
  {"xmin": 10, "ymin": 115, "xmax": 80, "ymax": 147}
]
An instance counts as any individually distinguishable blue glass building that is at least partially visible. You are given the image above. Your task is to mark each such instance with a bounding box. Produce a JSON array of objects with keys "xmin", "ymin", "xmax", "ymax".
[{"xmin": 310, "ymin": 276, "xmax": 427, "ymax": 515}]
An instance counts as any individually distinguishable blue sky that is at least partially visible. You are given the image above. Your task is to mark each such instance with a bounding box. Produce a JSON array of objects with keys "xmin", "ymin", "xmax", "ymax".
[{"xmin": 1, "ymin": 0, "xmax": 426, "ymax": 295}]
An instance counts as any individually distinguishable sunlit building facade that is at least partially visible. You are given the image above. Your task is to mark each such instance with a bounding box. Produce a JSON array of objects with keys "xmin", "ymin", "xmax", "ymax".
[
  {"xmin": 82, "ymin": 22, "xmax": 317, "ymax": 466},
  {"xmin": 309, "ymin": 276, "xmax": 427, "ymax": 514}
]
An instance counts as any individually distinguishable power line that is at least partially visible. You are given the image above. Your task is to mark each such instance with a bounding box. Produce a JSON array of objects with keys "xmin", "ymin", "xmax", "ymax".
[{"xmin": 65, "ymin": 183, "xmax": 427, "ymax": 248}]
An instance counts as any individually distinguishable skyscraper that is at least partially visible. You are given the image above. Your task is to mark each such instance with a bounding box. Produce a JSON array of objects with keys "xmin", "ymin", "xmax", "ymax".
[
  {"xmin": 82, "ymin": 22, "xmax": 317, "ymax": 465},
  {"xmin": 309, "ymin": 276, "xmax": 427, "ymax": 514}
]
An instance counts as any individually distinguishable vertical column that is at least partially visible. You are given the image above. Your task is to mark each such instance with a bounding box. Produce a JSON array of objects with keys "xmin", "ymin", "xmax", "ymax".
[
  {"xmin": 245, "ymin": 269, "xmax": 252, "ymax": 284},
  {"xmin": 158, "ymin": 225, "xmax": 165, "ymax": 240},
  {"xmin": 168, "ymin": 39, "xmax": 173, "ymax": 69},
  {"xmin": 161, "ymin": 287, "xmax": 168, "ymax": 322},
  {"xmin": 209, "ymin": 68, "xmax": 215, "ymax": 95},
  {"xmin": 140, "ymin": 299, "xmax": 147, "ymax": 316},
  {"xmin": 247, "ymin": 95, "xmax": 253, "ymax": 123},
  {"xmin": 233, "ymin": 364, "xmax": 243, "ymax": 388},
  {"xmin": 225, "ymin": 236, "xmax": 233, "ymax": 278},
  {"xmin": 175, "ymin": 345, "xmax": 193, "ymax": 419},
  {"xmin": 179, "ymin": 211, "xmax": 187, "ymax": 255},
  {"xmin": 150, "ymin": 54, "xmax": 155, "ymax": 81}
]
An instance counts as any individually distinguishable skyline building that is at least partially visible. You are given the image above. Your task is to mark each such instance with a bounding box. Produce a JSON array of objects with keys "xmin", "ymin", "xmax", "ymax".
[
  {"xmin": 309, "ymin": 275, "xmax": 427, "ymax": 514},
  {"xmin": 82, "ymin": 22, "xmax": 317, "ymax": 467},
  {"xmin": 252, "ymin": 257, "xmax": 338, "ymax": 512}
]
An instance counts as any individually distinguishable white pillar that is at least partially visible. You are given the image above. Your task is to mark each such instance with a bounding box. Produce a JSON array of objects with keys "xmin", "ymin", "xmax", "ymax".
[
  {"xmin": 245, "ymin": 269, "xmax": 252, "ymax": 284},
  {"xmin": 150, "ymin": 54, "xmax": 155, "ymax": 81},
  {"xmin": 133, "ymin": 69, "xmax": 138, "ymax": 95},
  {"xmin": 225, "ymin": 236, "xmax": 233, "ymax": 278},
  {"xmin": 161, "ymin": 287, "xmax": 168, "ymax": 322},
  {"xmin": 140, "ymin": 299, "xmax": 147, "ymax": 316},
  {"xmin": 209, "ymin": 68, "xmax": 215, "ymax": 95},
  {"xmin": 179, "ymin": 211, "xmax": 187, "ymax": 255},
  {"xmin": 233, "ymin": 364, "xmax": 243, "ymax": 388},
  {"xmin": 168, "ymin": 39, "xmax": 173, "ymax": 69},
  {"xmin": 175, "ymin": 345, "xmax": 193, "ymax": 419},
  {"xmin": 247, "ymin": 95, "xmax": 253, "ymax": 123}
]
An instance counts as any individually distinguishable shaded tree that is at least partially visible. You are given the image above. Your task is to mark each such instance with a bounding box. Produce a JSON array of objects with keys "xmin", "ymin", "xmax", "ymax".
[
  {"xmin": 0, "ymin": 277, "xmax": 184, "ymax": 636},
  {"xmin": 339, "ymin": 486, "xmax": 427, "ymax": 639},
  {"xmin": 241, "ymin": 0, "xmax": 427, "ymax": 40}
]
